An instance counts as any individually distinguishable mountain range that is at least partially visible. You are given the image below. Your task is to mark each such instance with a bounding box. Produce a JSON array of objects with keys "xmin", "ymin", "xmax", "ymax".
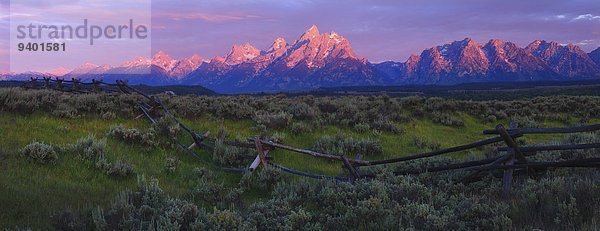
[{"xmin": 3, "ymin": 25, "xmax": 600, "ymax": 93}]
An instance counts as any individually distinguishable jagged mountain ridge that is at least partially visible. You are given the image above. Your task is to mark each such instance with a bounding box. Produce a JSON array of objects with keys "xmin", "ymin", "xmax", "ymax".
[
  {"xmin": 525, "ymin": 40, "xmax": 598, "ymax": 77},
  {"xmin": 590, "ymin": 47, "xmax": 600, "ymax": 67},
  {"xmin": 57, "ymin": 52, "xmax": 208, "ymax": 85},
  {"xmin": 183, "ymin": 25, "xmax": 384, "ymax": 92},
  {"xmin": 377, "ymin": 38, "xmax": 574, "ymax": 84},
  {"xmin": 3, "ymin": 25, "xmax": 599, "ymax": 91}
]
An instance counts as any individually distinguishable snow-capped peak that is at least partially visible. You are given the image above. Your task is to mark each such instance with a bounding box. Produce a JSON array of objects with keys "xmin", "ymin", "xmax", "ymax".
[
  {"xmin": 46, "ymin": 67, "xmax": 71, "ymax": 76},
  {"xmin": 300, "ymin": 24, "xmax": 320, "ymax": 41},
  {"xmin": 71, "ymin": 62, "xmax": 99, "ymax": 74},
  {"xmin": 152, "ymin": 51, "xmax": 177, "ymax": 71},
  {"xmin": 120, "ymin": 56, "xmax": 151, "ymax": 68},
  {"xmin": 225, "ymin": 43, "xmax": 260, "ymax": 65},
  {"xmin": 268, "ymin": 37, "xmax": 287, "ymax": 52},
  {"xmin": 328, "ymin": 32, "xmax": 343, "ymax": 43}
]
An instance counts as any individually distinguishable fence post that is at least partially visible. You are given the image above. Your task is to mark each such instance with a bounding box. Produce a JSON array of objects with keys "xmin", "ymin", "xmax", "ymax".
[
  {"xmin": 501, "ymin": 122, "xmax": 518, "ymax": 199},
  {"xmin": 72, "ymin": 78, "xmax": 81, "ymax": 91},
  {"xmin": 92, "ymin": 79, "xmax": 101, "ymax": 92},
  {"xmin": 56, "ymin": 78, "xmax": 63, "ymax": 91},
  {"xmin": 44, "ymin": 77, "xmax": 51, "ymax": 89},
  {"xmin": 116, "ymin": 80, "xmax": 129, "ymax": 94}
]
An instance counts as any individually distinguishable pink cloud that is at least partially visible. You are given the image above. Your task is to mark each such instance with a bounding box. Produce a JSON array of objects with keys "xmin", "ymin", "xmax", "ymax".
[{"xmin": 156, "ymin": 11, "xmax": 264, "ymax": 23}]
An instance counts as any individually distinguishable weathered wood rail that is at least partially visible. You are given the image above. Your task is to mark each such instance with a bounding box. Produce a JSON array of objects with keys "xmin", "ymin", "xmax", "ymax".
[{"xmin": 20, "ymin": 78, "xmax": 600, "ymax": 195}]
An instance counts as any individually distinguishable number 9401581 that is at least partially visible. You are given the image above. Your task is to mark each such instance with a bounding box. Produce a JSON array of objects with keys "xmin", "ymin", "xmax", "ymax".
[{"xmin": 17, "ymin": 42, "xmax": 66, "ymax": 52}]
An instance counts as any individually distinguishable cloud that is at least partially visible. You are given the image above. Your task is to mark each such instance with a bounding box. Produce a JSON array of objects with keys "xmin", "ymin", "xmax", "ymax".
[
  {"xmin": 156, "ymin": 12, "xmax": 265, "ymax": 23},
  {"xmin": 575, "ymin": 39, "xmax": 596, "ymax": 46},
  {"xmin": 0, "ymin": 13, "xmax": 36, "ymax": 20},
  {"xmin": 572, "ymin": 14, "xmax": 600, "ymax": 21},
  {"xmin": 556, "ymin": 15, "xmax": 566, "ymax": 19}
]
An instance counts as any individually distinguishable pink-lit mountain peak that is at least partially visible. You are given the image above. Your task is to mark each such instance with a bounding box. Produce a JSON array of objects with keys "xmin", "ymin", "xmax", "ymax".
[
  {"xmin": 300, "ymin": 24, "xmax": 321, "ymax": 41},
  {"xmin": 152, "ymin": 51, "xmax": 176, "ymax": 71},
  {"xmin": 47, "ymin": 67, "xmax": 71, "ymax": 76},
  {"xmin": 268, "ymin": 37, "xmax": 287, "ymax": 52},
  {"xmin": 225, "ymin": 43, "xmax": 261, "ymax": 65},
  {"xmin": 487, "ymin": 38, "xmax": 509, "ymax": 48},
  {"xmin": 168, "ymin": 54, "xmax": 206, "ymax": 79},
  {"xmin": 153, "ymin": 50, "xmax": 172, "ymax": 59},
  {"xmin": 280, "ymin": 25, "xmax": 362, "ymax": 68},
  {"xmin": 296, "ymin": 25, "xmax": 348, "ymax": 47},
  {"xmin": 71, "ymin": 62, "xmax": 99, "ymax": 74},
  {"xmin": 525, "ymin": 39, "xmax": 598, "ymax": 76},
  {"xmin": 188, "ymin": 54, "xmax": 203, "ymax": 62},
  {"xmin": 121, "ymin": 56, "xmax": 151, "ymax": 68}
]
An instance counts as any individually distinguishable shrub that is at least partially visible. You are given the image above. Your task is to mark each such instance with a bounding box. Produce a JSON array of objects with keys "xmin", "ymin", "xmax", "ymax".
[
  {"xmin": 69, "ymin": 136, "xmax": 106, "ymax": 160},
  {"xmin": 354, "ymin": 122, "xmax": 371, "ymax": 133},
  {"xmin": 431, "ymin": 112, "xmax": 465, "ymax": 127},
  {"xmin": 267, "ymin": 132, "xmax": 286, "ymax": 143},
  {"xmin": 208, "ymin": 98, "xmax": 253, "ymax": 119},
  {"xmin": 411, "ymin": 136, "xmax": 441, "ymax": 150},
  {"xmin": 371, "ymin": 117, "xmax": 403, "ymax": 134},
  {"xmin": 21, "ymin": 141, "xmax": 58, "ymax": 164},
  {"xmin": 107, "ymin": 125, "xmax": 156, "ymax": 147},
  {"xmin": 194, "ymin": 179, "xmax": 244, "ymax": 206},
  {"xmin": 100, "ymin": 111, "xmax": 116, "ymax": 120},
  {"xmin": 483, "ymin": 114, "xmax": 497, "ymax": 123},
  {"xmin": 312, "ymin": 133, "xmax": 383, "ymax": 156},
  {"xmin": 194, "ymin": 179, "xmax": 228, "ymax": 203},
  {"xmin": 287, "ymin": 102, "xmax": 318, "ymax": 120},
  {"xmin": 512, "ymin": 116, "xmax": 541, "ymax": 128},
  {"xmin": 94, "ymin": 157, "xmax": 111, "ymax": 172},
  {"xmin": 165, "ymin": 156, "xmax": 180, "ymax": 173},
  {"xmin": 152, "ymin": 117, "xmax": 181, "ymax": 143},
  {"xmin": 240, "ymin": 167, "xmax": 287, "ymax": 190},
  {"xmin": 290, "ymin": 122, "xmax": 314, "ymax": 134},
  {"xmin": 52, "ymin": 103, "xmax": 79, "ymax": 119},
  {"xmin": 257, "ymin": 167, "xmax": 286, "ymax": 189},
  {"xmin": 253, "ymin": 111, "xmax": 292, "ymax": 129},
  {"xmin": 68, "ymin": 136, "xmax": 124, "ymax": 176},
  {"xmin": 193, "ymin": 167, "xmax": 216, "ymax": 180},
  {"xmin": 106, "ymin": 160, "xmax": 135, "ymax": 177},
  {"xmin": 91, "ymin": 178, "xmax": 201, "ymax": 230},
  {"xmin": 204, "ymin": 208, "xmax": 243, "ymax": 230},
  {"xmin": 212, "ymin": 140, "xmax": 250, "ymax": 166}
]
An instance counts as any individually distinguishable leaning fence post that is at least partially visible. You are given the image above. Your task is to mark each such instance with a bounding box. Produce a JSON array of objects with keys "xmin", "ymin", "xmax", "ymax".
[
  {"xmin": 188, "ymin": 132, "xmax": 210, "ymax": 150},
  {"xmin": 496, "ymin": 124, "xmax": 527, "ymax": 163},
  {"xmin": 501, "ymin": 122, "xmax": 518, "ymax": 199},
  {"xmin": 342, "ymin": 156, "xmax": 361, "ymax": 181},
  {"xmin": 116, "ymin": 80, "xmax": 130, "ymax": 94},
  {"xmin": 254, "ymin": 138, "xmax": 269, "ymax": 168}
]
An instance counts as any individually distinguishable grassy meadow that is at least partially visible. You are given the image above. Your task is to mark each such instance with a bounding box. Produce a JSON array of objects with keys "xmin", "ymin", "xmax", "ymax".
[{"xmin": 0, "ymin": 88, "xmax": 598, "ymax": 230}]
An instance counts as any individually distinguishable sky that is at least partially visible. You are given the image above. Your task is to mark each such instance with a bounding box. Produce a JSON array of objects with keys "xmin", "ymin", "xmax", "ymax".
[{"xmin": 1, "ymin": 0, "xmax": 599, "ymax": 72}]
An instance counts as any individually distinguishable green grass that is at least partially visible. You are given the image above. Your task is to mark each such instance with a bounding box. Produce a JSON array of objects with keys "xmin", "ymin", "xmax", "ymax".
[{"xmin": 0, "ymin": 112, "xmax": 573, "ymax": 229}]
